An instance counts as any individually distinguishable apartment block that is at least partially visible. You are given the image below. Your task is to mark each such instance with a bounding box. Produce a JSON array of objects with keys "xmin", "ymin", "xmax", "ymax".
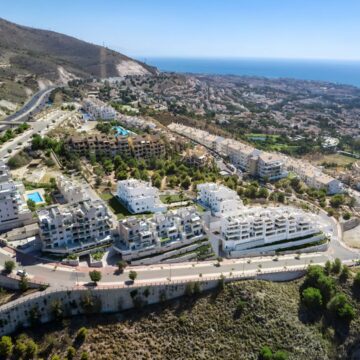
[
  {"xmin": 285, "ymin": 157, "xmax": 343, "ymax": 194},
  {"xmin": 0, "ymin": 161, "xmax": 32, "ymax": 232},
  {"xmin": 83, "ymin": 98, "xmax": 117, "ymax": 120},
  {"xmin": 197, "ymin": 182, "xmax": 243, "ymax": 216},
  {"xmin": 117, "ymin": 179, "xmax": 167, "ymax": 214},
  {"xmin": 168, "ymin": 123, "xmax": 287, "ymax": 181},
  {"xmin": 68, "ymin": 134, "xmax": 166, "ymax": 159},
  {"xmin": 38, "ymin": 199, "xmax": 113, "ymax": 254},
  {"xmin": 116, "ymin": 206, "xmax": 204, "ymax": 253},
  {"xmin": 56, "ymin": 175, "xmax": 90, "ymax": 203},
  {"xmin": 221, "ymin": 207, "xmax": 322, "ymax": 252}
]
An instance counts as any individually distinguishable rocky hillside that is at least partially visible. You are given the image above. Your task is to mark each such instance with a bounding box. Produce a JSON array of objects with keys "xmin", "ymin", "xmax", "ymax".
[
  {"xmin": 6, "ymin": 267, "xmax": 360, "ymax": 360},
  {"xmin": 0, "ymin": 17, "xmax": 155, "ymax": 112}
]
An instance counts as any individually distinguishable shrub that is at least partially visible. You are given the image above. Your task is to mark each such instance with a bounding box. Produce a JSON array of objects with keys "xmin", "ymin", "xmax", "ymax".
[
  {"xmin": 128, "ymin": 270, "xmax": 137, "ymax": 282},
  {"xmin": 80, "ymin": 352, "xmax": 89, "ymax": 360},
  {"xmin": 4, "ymin": 260, "xmax": 15, "ymax": 274},
  {"xmin": 89, "ymin": 270, "xmax": 102, "ymax": 284},
  {"xmin": 76, "ymin": 327, "xmax": 88, "ymax": 343},
  {"xmin": 259, "ymin": 345, "xmax": 273, "ymax": 360},
  {"xmin": 343, "ymin": 212, "xmax": 351, "ymax": 220},
  {"xmin": 302, "ymin": 287, "xmax": 323, "ymax": 310},
  {"xmin": 67, "ymin": 346, "xmax": 76, "ymax": 360},
  {"xmin": 0, "ymin": 336, "xmax": 13, "ymax": 358},
  {"xmin": 273, "ymin": 350, "xmax": 289, "ymax": 360}
]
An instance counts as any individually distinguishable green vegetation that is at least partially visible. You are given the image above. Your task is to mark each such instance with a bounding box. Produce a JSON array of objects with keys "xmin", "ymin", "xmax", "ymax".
[
  {"xmin": 26, "ymin": 199, "xmax": 36, "ymax": 212},
  {"xmin": 117, "ymin": 260, "xmax": 127, "ymax": 273},
  {"xmin": 91, "ymin": 251, "xmax": 104, "ymax": 261},
  {"xmin": 3, "ymin": 260, "xmax": 15, "ymax": 275},
  {"xmin": 99, "ymin": 192, "xmax": 132, "ymax": 219},
  {"xmin": 128, "ymin": 270, "xmax": 137, "ymax": 282},
  {"xmin": 0, "ymin": 124, "xmax": 29, "ymax": 145},
  {"xmin": 7, "ymin": 152, "xmax": 32, "ymax": 169},
  {"xmin": 89, "ymin": 270, "xmax": 101, "ymax": 284}
]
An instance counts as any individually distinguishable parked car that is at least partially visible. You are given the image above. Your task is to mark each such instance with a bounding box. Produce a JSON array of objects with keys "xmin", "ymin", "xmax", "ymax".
[{"xmin": 16, "ymin": 269, "xmax": 28, "ymax": 277}]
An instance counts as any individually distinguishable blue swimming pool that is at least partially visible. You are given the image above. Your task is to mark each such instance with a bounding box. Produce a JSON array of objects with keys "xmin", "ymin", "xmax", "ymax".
[
  {"xmin": 27, "ymin": 192, "xmax": 44, "ymax": 204},
  {"xmin": 113, "ymin": 126, "xmax": 130, "ymax": 137}
]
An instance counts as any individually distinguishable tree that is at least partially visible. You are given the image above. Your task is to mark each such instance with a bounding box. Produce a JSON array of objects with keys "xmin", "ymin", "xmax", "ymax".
[
  {"xmin": 19, "ymin": 275, "xmax": 28, "ymax": 292},
  {"xmin": 257, "ymin": 187, "xmax": 269, "ymax": 199},
  {"xmin": 339, "ymin": 265, "xmax": 350, "ymax": 283},
  {"xmin": 302, "ymin": 287, "xmax": 323, "ymax": 310},
  {"xmin": 0, "ymin": 336, "xmax": 13, "ymax": 358},
  {"xmin": 128, "ymin": 270, "xmax": 137, "ymax": 282},
  {"xmin": 331, "ymin": 258, "xmax": 342, "ymax": 274},
  {"xmin": 4, "ymin": 260, "xmax": 15, "ymax": 275},
  {"xmin": 353, "ymin": 272, "xmax": 360, "ymax": 290},
  {"xmin": 328, "ymin": 293, "xmax": 355, "ymax": 322},
  {"xmin": 117, "ymin": 260, "xmax": 127, "ymax": 273},
  {"xmin": 89, "ymin": 270, "xmax": 101, "ymax": 284},
  {"xmin": 259, "ymin": 345, "xmax": 273, "ymax": 360},
  {"xmin": 27, "ymin": 199, "xmax": 36, "ymax": 212}
]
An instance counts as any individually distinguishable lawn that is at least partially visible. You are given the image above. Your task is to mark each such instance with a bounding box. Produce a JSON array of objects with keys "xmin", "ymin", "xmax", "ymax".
[
  {"xmin": 160, "ymin": 194, "xmax": 189, "ymax": 204},
  {"xmin": 318, "ymin": 153, "xmax": 357, "ymax": 166},
  {"xmin": 100, "ymin": 192, "xmax": 132, "ymax": 219}
]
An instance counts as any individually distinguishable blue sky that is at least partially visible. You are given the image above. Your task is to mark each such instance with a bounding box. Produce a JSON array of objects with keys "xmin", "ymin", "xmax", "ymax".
[{"xmin": 2, "ymin": 0, "xmax": 360, "ymax": 61}]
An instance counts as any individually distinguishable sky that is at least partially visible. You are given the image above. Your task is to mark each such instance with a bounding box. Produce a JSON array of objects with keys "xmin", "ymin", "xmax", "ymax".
[{"xmin": 1, "ymin": 0, "xmax": 360, "ymax": 61}]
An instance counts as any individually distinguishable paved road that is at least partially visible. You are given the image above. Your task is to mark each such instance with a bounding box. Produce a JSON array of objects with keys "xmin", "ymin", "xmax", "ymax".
[
  {"xmin": 0, "ymin": 110, "xmax": 73, "ymax": 162},
  {"xmin": 3, "ymin": 87, "xmax": 56, "ymax": 124}
]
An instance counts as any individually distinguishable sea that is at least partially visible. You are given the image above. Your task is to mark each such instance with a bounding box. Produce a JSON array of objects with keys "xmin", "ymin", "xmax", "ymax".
[{"xmin": 145, "ymin": 58, "xmax": 360, "ymax": 88}]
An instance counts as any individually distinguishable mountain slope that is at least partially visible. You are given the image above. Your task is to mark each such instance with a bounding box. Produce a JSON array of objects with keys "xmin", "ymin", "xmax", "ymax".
[{"xmin": 0, "ymin": 17, "xmax": 155, "ymax": 111}]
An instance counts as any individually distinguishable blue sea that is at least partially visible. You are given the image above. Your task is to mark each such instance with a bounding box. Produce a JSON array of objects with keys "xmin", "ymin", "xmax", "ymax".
[{"xmin": 145, "ymin": 58, "xmax": 360, "ymax": 88}]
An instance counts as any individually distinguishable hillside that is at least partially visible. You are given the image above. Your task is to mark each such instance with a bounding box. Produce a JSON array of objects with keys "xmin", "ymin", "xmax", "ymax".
[
  {"xmin": 6, "ymin": 272, "xmax": 360, "ymax": 360},
  {"xmin": 0, "ymin": 17, "xmax": 155, "ymax": 113}
]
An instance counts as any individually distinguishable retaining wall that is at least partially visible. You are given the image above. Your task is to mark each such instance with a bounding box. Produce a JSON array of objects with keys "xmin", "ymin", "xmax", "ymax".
[
  {"xmin": 0, "ymin": 269, "xmax": 305, "ymax": 336},
  {"xmin": 341, "ymin": 217, "xmax": 360, "ymax": 232},
  {"xmin": 226, "ymin": 235, "xmax": 325, "ymax": 258}
]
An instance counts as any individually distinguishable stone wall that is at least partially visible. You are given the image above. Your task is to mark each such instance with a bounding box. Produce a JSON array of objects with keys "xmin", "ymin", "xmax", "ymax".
[{"xmin": 0, "ymin": 269, "xmax": 305, "ymax": 336}]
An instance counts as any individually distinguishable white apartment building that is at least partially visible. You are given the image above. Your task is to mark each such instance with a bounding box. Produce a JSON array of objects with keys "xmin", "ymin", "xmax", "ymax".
[
  {"xmin": 56, "ymin": 175, "xmax": 90, "ymax": 204},
  {"xmin": 197, "ymin": 182, "xmax": 243, "ymax": 216},
  {"xmin": 168, "ymin": 123, "xmax": 287, "ymax": 181},
  {"xmin": 221, "ymin": 207, "xmax": 322, "ymax": 252},
  {"xmin": 38, "ymin": 199, "xmax": 113, "ymax": 254},
  {"xmin": 116, "ymin": 206, "xmax": 204, "ymax": 253},
  {"xmin": 83, "ymin": 98, "xmax": 117, "ymax": 120},
  {"xmin": 0, "ymin": 161, "xmax": 32, "ymax": 232},
  {"xmin": 117, "ymin": 179, "xmax": 167, "ymax": 214}
]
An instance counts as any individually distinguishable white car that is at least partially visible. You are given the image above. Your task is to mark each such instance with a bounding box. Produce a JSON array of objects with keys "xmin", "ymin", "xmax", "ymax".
[{"xmin": 16, "ymin": 269, "xmax": 28, "ymax": 277}]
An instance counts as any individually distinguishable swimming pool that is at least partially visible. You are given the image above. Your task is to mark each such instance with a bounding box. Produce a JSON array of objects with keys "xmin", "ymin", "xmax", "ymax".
[
  {"xmin": 113, "ymin": 126, "xmax": 130, "ymax": 137},
  {"xmin": 27, "ymin": 192, "xmax": 44, "ymax": 204}
]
